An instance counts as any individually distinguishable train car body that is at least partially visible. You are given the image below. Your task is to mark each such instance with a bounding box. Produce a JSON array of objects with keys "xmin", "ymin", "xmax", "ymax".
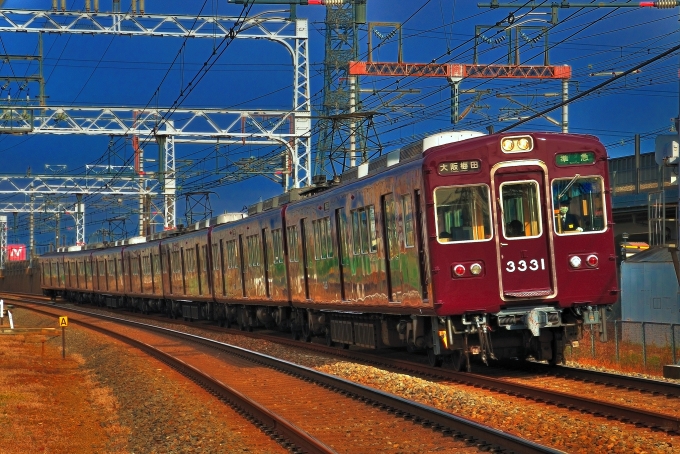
[
  {"xmin": 40, "ymin": 251, "xmax": 65, "ymax": 300},
  {"xmin": 40, "ymin": 130, "xmax": 618, "ymax": 369},
  {"xmin": 159, "ymin": 228, "xmax": 213, "ymax": 319},
  {"xmin": 209, "ymin": 208, "xmax": 290, "ymax": 330}
]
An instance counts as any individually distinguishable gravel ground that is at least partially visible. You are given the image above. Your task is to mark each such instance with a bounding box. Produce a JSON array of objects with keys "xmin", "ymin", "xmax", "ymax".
[
  {"xmin": 9, "ymin": 308, "xmax": 287, "ymax": 454},
  {"xmin": 8, "ymin": 303, "xmax": 680, "ymax": 453}
]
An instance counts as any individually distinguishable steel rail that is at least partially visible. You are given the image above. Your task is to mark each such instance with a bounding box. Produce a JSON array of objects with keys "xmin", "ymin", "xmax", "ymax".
[
  {"xmin": 19, "ymin": 302, "xmax": 336, "ymax": 454},
  {"xmin": 14, "ymin": 298, "xmax": 563, "ymax": 454}
]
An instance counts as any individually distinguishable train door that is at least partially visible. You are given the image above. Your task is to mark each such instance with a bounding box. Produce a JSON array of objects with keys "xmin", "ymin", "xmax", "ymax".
[
  {"xmin": 493, "ymin": 166, "xmax": 554, "ymax": 298},
  {"xmin": 335, "ymin": 208, "xmax": 348, "ymax": 301},
  {"xmin": 238, "ymin": 235, "xmax": 247, "ymax": 297},
  {"xmin": 382, "ymin": 193, "xmax": 403, "ymax": 302},
  {"xmin": 300, "ymin": 219, "xmax": 310, "ymax": 300},
  {"xmin": 262, "ymin": 228, "xmax": 270, "ymax": 298}
]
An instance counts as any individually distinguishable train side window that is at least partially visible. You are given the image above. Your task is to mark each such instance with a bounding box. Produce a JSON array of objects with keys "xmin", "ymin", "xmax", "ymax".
[
  {"xmin": 312, "ymin": 217, "xmax": 332, "ymax": 260},
  {"xmin": 434, "ymin": 185, "xmax": 492, "ymax": 243},
  {"xmin": 552, "ymin": 176, "xmax": 606, "ymax": 234},
  {"xmin": 272, "ymin": 229, "xmax": 284, "ymax": 264},
  {"xmin": 500, "ymin": 181, "xmax": 542, "ymax": 239},
  {"xmin": 153, "ymin": 254, "xmax": 161, "ymax": 274},
  {"xmin": 313, "ymin": 220, "xmax": 322, "ymax": 260},
  {"xmin": 351, "ymin": 206, "xmax": 378, "ymax": 254},
  {"xmin": 324, "ymin": 217, "xmax": 333, "ymax": 258},
  {"xmin": 226, "ymin": 240, "xmax": 237, "ymax": 269},
  {"xmin": 402, "ymin": 194, "xmax": 415, "ymax": 248},
  {"xmin": 287, "ymin": 226, "xmax": 299, "ymax": 262},
  {"xmin": 212, "ymin": 243, "xmax": 221, "ymax": 271},
  {"xmin": 246, "ymin": 234, "xmax": 261, "ymax": 267}
]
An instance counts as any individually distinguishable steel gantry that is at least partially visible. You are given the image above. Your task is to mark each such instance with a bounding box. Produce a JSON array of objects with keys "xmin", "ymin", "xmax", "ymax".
[
  {"xmin": 0, "ymin": 173, "xmax": 157, "ymax": 251},
  {"xmin": 0, "ymin": 8, "xmax": 312, "ymax": 231}
]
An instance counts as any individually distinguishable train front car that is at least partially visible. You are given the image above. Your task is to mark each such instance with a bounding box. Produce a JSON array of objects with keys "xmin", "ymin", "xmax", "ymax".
[{"xmin": 425, "ymin": 132, "xmax": 618, "ymax": 368}]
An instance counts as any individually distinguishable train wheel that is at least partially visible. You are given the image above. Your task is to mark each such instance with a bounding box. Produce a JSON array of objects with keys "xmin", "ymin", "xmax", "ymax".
[
  {"xmin": 291, "ymin": 327, "xmax": 300, "ymax": 341},
  {"xmin": 427, "ymin": 348, "xmax": 443, "ymax": 368}
]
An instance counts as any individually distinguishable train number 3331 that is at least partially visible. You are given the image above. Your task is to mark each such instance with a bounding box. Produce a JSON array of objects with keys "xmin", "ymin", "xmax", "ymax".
[{"xmin": 505, "ymin": 259, "xmax": 546, "ymax": 272}]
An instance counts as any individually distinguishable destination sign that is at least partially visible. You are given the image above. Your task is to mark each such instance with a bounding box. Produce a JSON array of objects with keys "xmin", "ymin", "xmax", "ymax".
[
  {"xmin": 438, "ymin": 160, "xmax": 481, "ymax": 175},
  {"xmin": 555, "ymin": 152, "xmax": 595, "ymax": 166}
]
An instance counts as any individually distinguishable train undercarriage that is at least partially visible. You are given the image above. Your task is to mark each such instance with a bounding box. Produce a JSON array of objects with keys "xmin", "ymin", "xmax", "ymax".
[{"xmin": 59, "ymin": 289, "xmax": 609, "ymax": 371}]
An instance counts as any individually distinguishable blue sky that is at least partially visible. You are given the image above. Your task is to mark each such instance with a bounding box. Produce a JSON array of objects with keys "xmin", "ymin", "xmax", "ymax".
[{"xmin": 0, "ymin": 0, "xmax": 677, "ymax": 247}]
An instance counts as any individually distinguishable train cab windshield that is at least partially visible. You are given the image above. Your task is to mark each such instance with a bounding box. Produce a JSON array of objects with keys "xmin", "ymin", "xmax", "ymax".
[
  {"xmin": 552, "ymin": 176, "xmax": 606, "ymax": 234},
  {"xmin": 434, "ymin": 185, "xmax": 492, "ymax": 243}
]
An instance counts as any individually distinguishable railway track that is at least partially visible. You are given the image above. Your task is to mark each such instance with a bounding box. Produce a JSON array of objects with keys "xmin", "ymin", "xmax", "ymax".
[
  {"xmin": 10, "ymin": 294, "xmax": 680, "ymax": 437},
  {"xmin": 9, "ymin": 296, "xmax": 562, "ymax": 454}
]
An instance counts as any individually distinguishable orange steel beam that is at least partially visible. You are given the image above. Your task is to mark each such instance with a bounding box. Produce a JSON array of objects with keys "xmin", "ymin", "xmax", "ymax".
[{"xmin": 348, "ymin": 61, "xmax": 571, "ymax": 79}]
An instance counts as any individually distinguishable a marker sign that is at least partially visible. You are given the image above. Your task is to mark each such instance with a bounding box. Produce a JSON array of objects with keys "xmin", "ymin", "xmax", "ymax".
[{"xmin": 59, "ymin": 316, "xmax": 68, "ymax": 327}]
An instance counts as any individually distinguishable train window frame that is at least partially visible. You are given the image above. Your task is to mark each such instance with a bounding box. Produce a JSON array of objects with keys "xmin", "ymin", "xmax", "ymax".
[
  {"xmin": 351, "ymin": 205, "xmax": 378, "ymax": 255},
  {"xmin": 287, "ymin": 225, "xmax": 299, "ymax": 262},
  {"xmin": 551, "ymin": 175, "xmax": 607, "ymax": 236},
  {"xmin": 246, "ymin": 234, "xmax": 261, "ymax": 267},
  {"xmin": 402, "ymin": 193, "xmax": 415, "ymax": 248},
  {"xmin": 433, "ymin": 184, "xmax": 493, "ymax": 244},
  {"xmin": 226, "ymin": 239, "xmax": 238, "ymax": 269},
  {"xmin": 312, "ymin": 217, "xmax": 333, "ymax": 260},
  {"xmin": 272, "ymin": 228, "xmax": 284, "ymax": 264},
  {"xmin": 499, "ymin": 180, "xmax": 543, "ymax": 240},
  {"xmin": 212, "ymin": 243, "xmax": 221, "ymax": 271}
]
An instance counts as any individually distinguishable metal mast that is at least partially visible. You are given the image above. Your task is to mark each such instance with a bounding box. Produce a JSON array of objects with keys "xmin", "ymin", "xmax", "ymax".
[{"xmin": 315, "ymin": 0, "xmax": 367, "ymax": 178}]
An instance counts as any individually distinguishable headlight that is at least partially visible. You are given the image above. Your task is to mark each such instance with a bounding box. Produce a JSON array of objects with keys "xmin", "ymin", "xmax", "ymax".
[
  {"xmin": 499, "ymin": 135, "xmax": 534, "ymax": 153},
  {"xmin": 569, "ymin": 256, "xmax": 582, "ymax": 269},
  {"xmin": 517, "ymin": 138, "xmax": 530, "ymax": 150},
  {"xmin": 470, "ymin": 263, "xmax": 482, "ymax": 275}
]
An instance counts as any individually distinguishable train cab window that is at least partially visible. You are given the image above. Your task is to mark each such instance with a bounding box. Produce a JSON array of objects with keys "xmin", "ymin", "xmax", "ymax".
[
  {"xmin": 434, "ymin": 185, "xmax": 492, "ymax": 243},
  {"xmin": 500, "ymin": 181, "xmax": 542, "ymax": 239},
  {"xmin": 552, "ymin": 176, "xmax": 606, "ymax": 234}
]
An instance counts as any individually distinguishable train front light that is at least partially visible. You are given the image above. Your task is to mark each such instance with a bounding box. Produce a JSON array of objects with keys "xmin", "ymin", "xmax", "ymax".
[
  {"xmin": 586, "ymin": 255, "xmax": 599, "ymax": 267},
  {"xmin": 470, "ymin": 263, "xmax": 482, "ymax": 275},
  {"xmin": 501, "ymin": 139, "xmax": 514, "ymax": 152},
  {"xmin": 500, "ymin": 135, "xmax": 534, "ymax": 153},
  {"xmin": 569, "ymin": 256, "xmax": 582, "ymax": 269},
  {"xmin": 453, "ymin": 264, "xmax": 466, "ymax": 277}
]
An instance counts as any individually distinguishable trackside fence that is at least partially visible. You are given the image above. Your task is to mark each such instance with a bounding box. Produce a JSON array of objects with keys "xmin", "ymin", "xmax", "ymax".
[{"xmin": 565, "ymin": 320, "xmax": 680, "ymax": 376}]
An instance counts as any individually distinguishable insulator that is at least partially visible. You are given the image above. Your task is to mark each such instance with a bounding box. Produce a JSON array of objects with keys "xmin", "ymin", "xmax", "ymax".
[
  {"xmin": 479, "ymin": 34, "xmax": 493, "ymax": 45},
  {"xmin": 373, "ymin": 29, "xmax": 385, "ymax": 40},
  {"xmin": 324, "ymin": 0, "xmax": 346, "ymax": 5},
  {"xmin": 655, "ymin": 0, "xmax": 676, "ymax": 8}
]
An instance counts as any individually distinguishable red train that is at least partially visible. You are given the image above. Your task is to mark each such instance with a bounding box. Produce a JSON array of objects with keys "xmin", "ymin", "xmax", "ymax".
[{"xmin": 39, "ymin": 131, "xmax": 618, "ymax": 369}]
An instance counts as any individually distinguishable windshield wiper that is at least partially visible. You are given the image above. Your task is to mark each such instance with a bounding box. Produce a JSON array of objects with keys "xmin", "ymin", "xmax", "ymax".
[{"xmin": 557, "ymin": 174, "xmax": 580, "ymax": 201}]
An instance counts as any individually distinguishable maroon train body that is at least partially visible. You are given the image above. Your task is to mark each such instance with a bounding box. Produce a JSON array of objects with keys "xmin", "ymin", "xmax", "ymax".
[{"xmin": 39, "ymin": 131, "xmax": 618, "ymax": 368}]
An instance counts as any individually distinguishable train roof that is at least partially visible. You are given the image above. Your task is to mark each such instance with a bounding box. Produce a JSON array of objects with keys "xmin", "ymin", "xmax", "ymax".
[{"xmin": 247, "ymin": 130, "xmax": 486, "ymax": 216}]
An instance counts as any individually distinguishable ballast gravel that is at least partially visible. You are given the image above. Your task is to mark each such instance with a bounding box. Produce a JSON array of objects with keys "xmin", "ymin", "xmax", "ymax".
[{"xmin": 9, "ymin": 305, "xmax": 680, "ymax": 454}]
